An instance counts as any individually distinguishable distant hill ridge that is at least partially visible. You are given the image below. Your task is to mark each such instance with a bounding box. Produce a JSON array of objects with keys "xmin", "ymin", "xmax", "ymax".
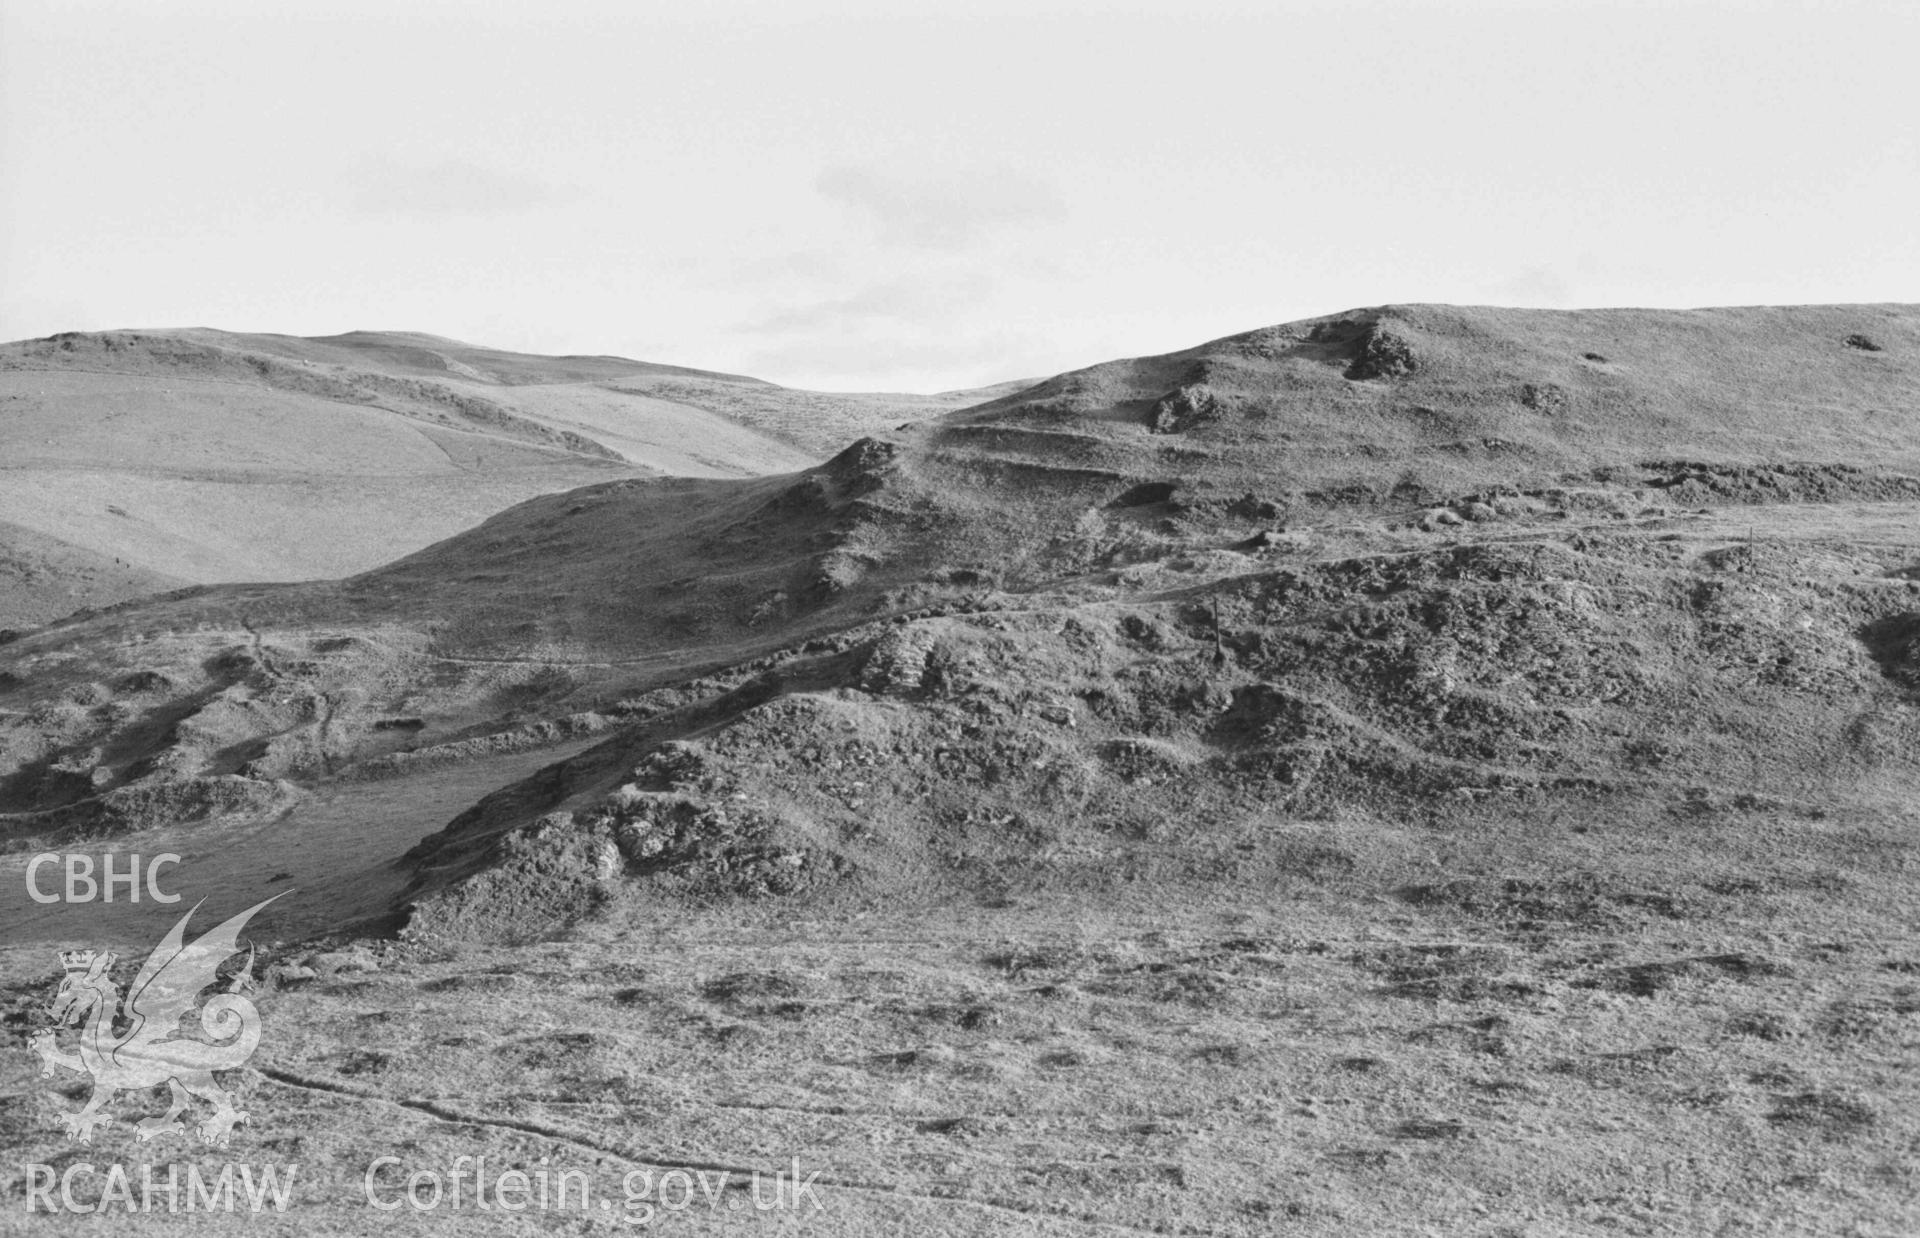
[
  {"xmin": 0, "ymin": 326, "xmax": 1016, "ymax": 625},
  {"xmin": 165, "ymin": 327, "xmax": 777, "ymax": 387}
]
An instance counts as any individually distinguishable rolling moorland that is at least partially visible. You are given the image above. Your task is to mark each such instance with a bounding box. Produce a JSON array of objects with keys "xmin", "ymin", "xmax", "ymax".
[
  {"xmin": 0, "ymin": 328, "xmax": 1010, "ymax": 630},
  {"xmin": 1, "ymin": 303, "xmax": 1917, "ymax": 1235}
]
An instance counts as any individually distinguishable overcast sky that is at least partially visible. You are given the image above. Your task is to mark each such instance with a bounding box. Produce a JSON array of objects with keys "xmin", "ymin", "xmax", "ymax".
[{"xmin": 2, "ymin": 0, "xmax": 1914, "ymax": 391}]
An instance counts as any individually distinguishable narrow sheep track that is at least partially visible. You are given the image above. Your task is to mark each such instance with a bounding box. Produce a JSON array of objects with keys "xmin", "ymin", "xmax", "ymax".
[{"xmin": 256, "ymin": 1066, "xmax": 1213, "ymax": 1236}]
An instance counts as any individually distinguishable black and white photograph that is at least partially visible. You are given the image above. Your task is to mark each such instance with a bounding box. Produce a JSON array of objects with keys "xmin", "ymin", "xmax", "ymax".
[{"xmin": 2, "ymin": 1, "xmax": 1916, "ymax": 1232}]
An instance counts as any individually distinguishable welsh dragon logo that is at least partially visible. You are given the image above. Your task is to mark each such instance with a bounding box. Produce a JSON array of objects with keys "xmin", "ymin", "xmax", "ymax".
[{"xmin": 29, "ymin": 896, "xmax": 279, "ymax": 1147}]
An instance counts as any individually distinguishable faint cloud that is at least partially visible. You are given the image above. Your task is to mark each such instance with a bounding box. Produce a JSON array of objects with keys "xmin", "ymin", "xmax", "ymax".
[
  {"xmin": 350, "ymin": 158, "xmax": 563, "ymax": 217},
  {"xmin": 816, "ymin": 164, "xmax": 1066, "ymax": 250},
  {"xmin": 725, "ymin": 249, "xmax": 853, "ymax": 285},
  {"xmin": 741, "ymin": 272, "xmax": 995, "ymax": 335},
  {"xmin": 1485, "ymin": 266, "xmax": 1575, "ymax": 306}
]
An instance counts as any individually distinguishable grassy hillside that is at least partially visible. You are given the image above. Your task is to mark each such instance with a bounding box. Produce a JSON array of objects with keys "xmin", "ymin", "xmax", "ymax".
[
  {"xmin": 0, "ymin": 326, "xmax": 992, "ymax": 628},
  {"xmin": 3, "ymin": 304, "xmax": 1916, "ymax": 1235},
  {"xmin": 8, "ymin": 302, "xmax": 1919, "ymax": 833},
  {"xmin": 0, "ymin": 519, "xmax": 187, "ymax": 633}
]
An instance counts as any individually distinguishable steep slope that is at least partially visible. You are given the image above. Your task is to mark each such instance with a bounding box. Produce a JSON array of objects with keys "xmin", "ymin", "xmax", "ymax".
[
  {"xmin": 0, "ymin": 353, "xmax": 633, "ymax": 622},
  {"xmin": 0, "ymin": 519, "xmax": 187, "ymax": 633},
  {"xmin": 3, "ymin": 304, "xmax": 1917, "ymax": 917},
  {"xmin": 153, "ymin": 328, "xmax": 821, "ymax": 474},
  {"xmin": 161, "ymin": 327, "xmax": 1026, "ymax": 460},
  {"xmin": 0, "ymin": 326, "xmax": 964, "ymax": 627}
]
